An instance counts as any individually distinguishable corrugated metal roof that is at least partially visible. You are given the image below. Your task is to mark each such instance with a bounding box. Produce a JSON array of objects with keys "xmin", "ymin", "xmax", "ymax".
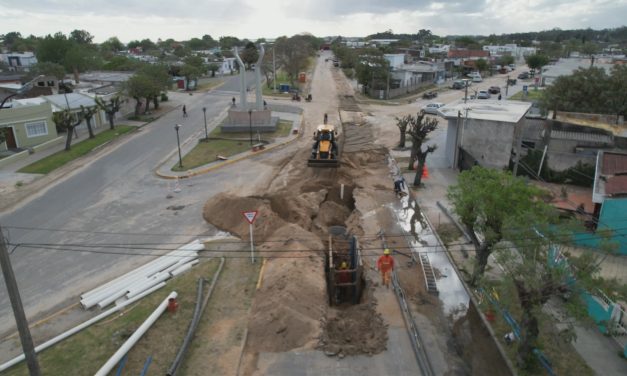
[
  {"xmin": 605, "ymin": 175, "xmax": 627, "ymax": 195},
  {"xmin": 602, "ymin": 152, "xmax": 627, "ymax": 175},
  {"xmin": 550, "ymin": 130, "xmax": 612, "ymax": 143}
]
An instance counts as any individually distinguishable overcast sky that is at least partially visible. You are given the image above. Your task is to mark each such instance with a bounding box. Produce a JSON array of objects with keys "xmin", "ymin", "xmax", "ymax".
[{"xmin": 1, "ymin": 0, "xmax": 626, "ymax": 43}]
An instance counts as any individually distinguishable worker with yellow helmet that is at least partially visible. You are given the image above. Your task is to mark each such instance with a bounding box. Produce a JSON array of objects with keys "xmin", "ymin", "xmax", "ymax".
[{"xmin": 377, "ymin": 249, "xmax": 395, "ymax": 288}]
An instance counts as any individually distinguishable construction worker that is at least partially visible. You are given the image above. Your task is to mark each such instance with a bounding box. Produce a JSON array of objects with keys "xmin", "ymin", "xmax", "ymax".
[
  {"xmin": 377, "ymin": 249, "xmax": 395, "ymax": 289},
  {"xmin": 337, "ymin": 261, "xmax": 351, "ymax": 303}
]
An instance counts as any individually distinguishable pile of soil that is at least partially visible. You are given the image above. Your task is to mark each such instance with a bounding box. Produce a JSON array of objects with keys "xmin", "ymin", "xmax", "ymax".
[{"xmin": 317, "ymin": 293, "xmax": 389, "ymax": 357}]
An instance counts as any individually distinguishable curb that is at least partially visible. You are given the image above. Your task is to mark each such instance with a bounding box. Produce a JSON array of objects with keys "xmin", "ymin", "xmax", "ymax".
[{"xmin": 155, "ymin": 111, "xmax": 305, "ymax": 179}]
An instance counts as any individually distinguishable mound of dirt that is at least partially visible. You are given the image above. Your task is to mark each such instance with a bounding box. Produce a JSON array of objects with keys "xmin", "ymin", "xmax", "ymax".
[
  {"xmin": 202, "ymin": 193, "xmax": 286, "ymax": 241},
  {"xmin": 317, "ymin": 298, "xmax": 388, "ymax": 357},
  {"xmin": 246, "ymin": 224, "xmax": 327, "ymax": 352}
]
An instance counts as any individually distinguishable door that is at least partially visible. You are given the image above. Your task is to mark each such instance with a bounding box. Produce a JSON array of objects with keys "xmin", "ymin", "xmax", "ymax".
[{"xmin": 2, "ymin": 127, "xmax": 17, "ymax": 148}]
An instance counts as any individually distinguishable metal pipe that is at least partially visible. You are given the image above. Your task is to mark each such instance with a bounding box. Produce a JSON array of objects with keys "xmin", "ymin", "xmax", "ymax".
[
  {"xmin": 95, "ymin": 292, "xmax": 178, "ymax": 376},
  {"xmin": 0, "ymin": 284, "xmax": 168, "ymax": 372}
]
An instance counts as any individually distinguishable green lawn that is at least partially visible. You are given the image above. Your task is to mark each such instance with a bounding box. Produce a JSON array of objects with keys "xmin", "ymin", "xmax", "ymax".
[
  {"xmin": 510, "ymin": 89, "xmax": 544, "ymax": 101},
  {"xmin": 172, "ymin": 120, "xmax": 293, "ymax": 171},
  {"xmin": 18, "ymin": 126, "xmax": 135, "ymax": 174},
  {"xmin": 2, "ymin": 259, "xmax": 221, "ymax": 376}
]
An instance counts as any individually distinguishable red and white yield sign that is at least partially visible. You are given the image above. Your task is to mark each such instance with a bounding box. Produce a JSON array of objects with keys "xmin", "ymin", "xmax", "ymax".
[{"xmin": 242, "ymin": 210, "xmax": 258, "ymax": 224}]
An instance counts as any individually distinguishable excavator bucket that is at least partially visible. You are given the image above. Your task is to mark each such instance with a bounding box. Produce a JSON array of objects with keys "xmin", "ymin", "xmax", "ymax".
[{"xmin": 308, "ymin": 158, "xmax": 339, "ymax": 167}]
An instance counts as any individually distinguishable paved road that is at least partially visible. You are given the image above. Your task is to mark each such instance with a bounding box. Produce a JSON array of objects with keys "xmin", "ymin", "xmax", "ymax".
[{"xmin": 0, "ymin": 72, "xmax": 266, "ymax": 335}]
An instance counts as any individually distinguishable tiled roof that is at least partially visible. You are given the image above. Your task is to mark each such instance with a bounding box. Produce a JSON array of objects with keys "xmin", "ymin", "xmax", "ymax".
[
  {"xmin": 606, "ymin": 175, "xmax": 627, "ymax": 196},
  {"xmin": 602, "ymin": 152, "xmax": 627, "ymax": 175}
]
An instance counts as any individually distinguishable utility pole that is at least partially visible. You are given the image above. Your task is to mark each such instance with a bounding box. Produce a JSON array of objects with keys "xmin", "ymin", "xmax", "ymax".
[
  {"xmin": 272, "ymin": 46, "xmax": 276, "ymax": 93},
  {"xmin": 505, "ymin": 75, "xmax": 510, "ymax": 96},
  {"xmin": 463, "ymin": 79, "xmax": 469, "ymax": 103},
  {"xmin": 0, "ymin": 226, "xmax": 41, "ymax": 375}
]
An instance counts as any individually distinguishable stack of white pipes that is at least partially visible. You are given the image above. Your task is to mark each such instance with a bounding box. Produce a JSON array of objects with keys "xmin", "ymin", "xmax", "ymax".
[{"xmin": 80, "ymin": 240, "xmax": 203, "ymax": 310}]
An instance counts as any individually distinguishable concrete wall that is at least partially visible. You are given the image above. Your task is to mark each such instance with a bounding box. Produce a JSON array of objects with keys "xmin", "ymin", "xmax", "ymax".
[
  {"xmin": 226, "ymin": 109, "xmax": 272, "ymax": 125},
  {"xmin": 0, "ymin": 102, "xmax": 57, "ymax": 150},
  {"xmin": 461, "ymin": 118, "xmax": 516, "ymax": 169}
]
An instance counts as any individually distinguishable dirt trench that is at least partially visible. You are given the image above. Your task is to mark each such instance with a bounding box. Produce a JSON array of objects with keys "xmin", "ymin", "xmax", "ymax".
[{"xmin": 202, "ymin": 115, "xmax": 393, "ymax": 365}]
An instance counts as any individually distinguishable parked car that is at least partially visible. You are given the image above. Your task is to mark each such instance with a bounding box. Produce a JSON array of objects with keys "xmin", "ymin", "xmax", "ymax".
[
  {"xmin": 422, "ymin": 91, "xmax": 438, "ymax": 99},
  {"xmin": 477, "ymin": 90, "xmax": 491, "ymax": 99},
  {"xmin": 518, "ymin": 72, "xmax": 529, "ymax": 79},
  {"xmin": 451, "ymin": 80, "xmax": 469, "ymax": 90},
  {"xmin": 488, "ymin": 86, "xmax": 501, "ymax": 94},
  {"xmin": 422, "ymin": 103, "xmax": 445, "ymax": 115}
]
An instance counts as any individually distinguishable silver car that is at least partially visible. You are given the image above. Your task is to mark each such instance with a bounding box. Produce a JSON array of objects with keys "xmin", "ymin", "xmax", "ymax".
[{"xmin": 423, "ymin": 103, "xmax": 445, "ymax": 115}]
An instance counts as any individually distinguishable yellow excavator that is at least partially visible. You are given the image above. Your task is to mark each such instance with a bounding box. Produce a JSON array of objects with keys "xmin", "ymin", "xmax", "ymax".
[{"xmin": 308, "ymin": 124, "xmax": 339, "ymax": 167}]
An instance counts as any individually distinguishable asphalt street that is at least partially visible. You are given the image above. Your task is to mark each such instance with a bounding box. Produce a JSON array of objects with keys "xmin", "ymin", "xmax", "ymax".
[{"xmin": 0, "ymin": 72, "xmax": 266, "ymax": 335}]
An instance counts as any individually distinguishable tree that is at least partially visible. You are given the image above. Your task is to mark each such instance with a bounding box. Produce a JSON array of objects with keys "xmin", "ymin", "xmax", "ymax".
[
  {"xmin": 447, "ymin": 166, "xmax": 550, "ymax": 286},
  {"xmin": 240, "ymin": 42, "xmax": 259, "ymax": 68},
  {"xmin": 405, "ymin": 112, "xmax": 438, "ymax": 186},
  {"xmin": 542, "ymin": 67, "xmax": 610, "ymax": 118},
  {"xmin": 137, "ymin": 64, "xmax": 171, "ymax": 110},
  {"xmin": 580, "ymin": 42, "xmax": 599, "ymax": 67},
  {"xmin": 100, "ymin": 37, "xmax": 124, "ymax": 54},
  {"xmin": 219, "ymin": 36, "xmax": 241, "ymax": 50},
  {"xmin": 208, "ymin": 63, "xmax": 219, "ymax": 77},
  {"xmin": 102, "ymin": 56, "xmax": 140, "ymax": 71},
  {"xmin": 354, "ymin": 52, "xmax": 389, "ymax": 93},
  {"xmin": 498, "ymin": 55, "xmax": 515, "ymax": 67},
  {"xmin": 36, "ymin": 33, "xmax": 72, "ymax": 65},
  {"xmin": 69, "ymin": 29, "xmax": 94, "ymax": 45},
  {"xmin": 180, "ymin": 55, "xmax": 205, "ymax": 90},
  {"xmin": 525, "ymin": 54, "xmax": 549, "ymax": 72},
  {"xmin": 607, "ymin": 65, "xmax": 627, "ymax": 122},
  {"xmin": 27, "ymin": 62, "xmax": 66, "ymax": 80},
  {"xmin": 53, "ymin": 109, "xmax": 84, "ymax": 150},
  {"xmin": 1, "ymin": 32, "xmax": 23, "ymax": 51},
  {"xmin": 126, "ymin": 74, "xmax": 155, "ymax": 115},
  {"xmin": 64, "ymin": 45, "xmax": 100, "ymax": 83},
  {"xmin": 274, "ymin": 35, "xmax": 315, "ymax": 85},
  {"xmin": 79, "ymin": 105, "xmax": 98, "ymax": 138},
  {"xmin": 395, "ymin": 115, "xmax": 409, "ymax": 148},
  {"xmin": 95, "ymin": 97, "xmax": 121, "ymax": 130},
  {"xmin": 475, "ymin": 58, "xmax": 489, "ymax": 74}
]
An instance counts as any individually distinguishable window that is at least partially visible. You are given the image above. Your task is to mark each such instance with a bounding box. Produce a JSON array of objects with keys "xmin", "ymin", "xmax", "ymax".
[{"xmin": 25, "ymin": 121, "xmax": 48, "ymax": 138}]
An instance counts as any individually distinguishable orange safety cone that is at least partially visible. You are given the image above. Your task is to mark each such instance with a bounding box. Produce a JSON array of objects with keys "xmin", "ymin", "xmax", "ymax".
[{"xmin": 421, "ymin": 164, "xmax": 430, "ymax": 179}]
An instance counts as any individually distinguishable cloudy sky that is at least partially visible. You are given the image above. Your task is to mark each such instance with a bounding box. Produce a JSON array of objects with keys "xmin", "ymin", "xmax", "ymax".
[{"xmin": 1, "ymin": 0, "xmax": 626, "ymax": 43}]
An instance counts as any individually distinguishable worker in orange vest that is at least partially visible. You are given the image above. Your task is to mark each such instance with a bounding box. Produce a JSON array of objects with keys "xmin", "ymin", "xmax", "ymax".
[{"xmin": 377, "ymin": 248, "xmax": 395, "ymax": 289}]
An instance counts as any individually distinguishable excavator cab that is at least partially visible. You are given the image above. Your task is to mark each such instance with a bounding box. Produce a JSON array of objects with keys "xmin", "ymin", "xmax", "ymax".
[{"xmin": 308, "ymin": 124, "xmax": 339, "ymax": 167}]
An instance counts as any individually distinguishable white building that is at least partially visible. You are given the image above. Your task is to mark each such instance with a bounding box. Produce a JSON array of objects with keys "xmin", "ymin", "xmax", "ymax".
[
  {"xmin": 429, "ymin": 44, "xmax": 450, "ymax": 54},
  {"xmin": 384, "ymin": 54, "xmax": 405, "ymax": 69},
  {"xmin": 0, "ymin": 52, "xmax": 38, "ymax": 71},
  {"xmin": 482, "ymin": 44, "xmax": 537, "ymax": 60}
]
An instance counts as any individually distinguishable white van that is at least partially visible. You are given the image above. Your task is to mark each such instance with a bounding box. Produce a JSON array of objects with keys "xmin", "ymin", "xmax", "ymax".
[{"xmin": 468, "ymin": 71, "xmax": 482, "ymax": 82}]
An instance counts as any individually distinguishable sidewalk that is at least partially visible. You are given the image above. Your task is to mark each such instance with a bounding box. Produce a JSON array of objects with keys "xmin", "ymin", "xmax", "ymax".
[{"xmin": 399, "ymin": 161, "xmax": 627, "ymax": 375}]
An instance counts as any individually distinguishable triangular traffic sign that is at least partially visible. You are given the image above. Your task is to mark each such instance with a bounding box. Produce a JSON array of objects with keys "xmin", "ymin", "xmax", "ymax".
[{"xmin": 242, "ymin": 211, "xmax": 258, "ymax": 224}]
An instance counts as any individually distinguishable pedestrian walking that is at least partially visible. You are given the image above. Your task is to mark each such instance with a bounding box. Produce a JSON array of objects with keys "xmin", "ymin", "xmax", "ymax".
[
  {"xmin": 376, "ymin": 249, "xmax": 395, "ymax": 289},
  {"xmin": 232, "ymin": 97, "xmax": 236, "ymax": 107},
  {"xmin": 323, "ymin": 113, "xmax": 328, "ymax": 124},
  {"xmin": 263, "ymin": 100, "xmax": 267, "ymax": 110},
  {"xmin": 182, "ymin": 105, "xmax": 187, "ymax": 117},
  {"xmin": 498, "ymin": 94, "xmax": 502, "ymax": 100}
]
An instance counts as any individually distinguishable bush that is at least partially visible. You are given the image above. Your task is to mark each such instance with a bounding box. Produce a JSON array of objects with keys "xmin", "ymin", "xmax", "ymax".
[
  {"xmin": 160, "ymin": 93, "xmax": 169, "ymax": 101},
  {"xmin": 342, "ymin": 68, "xmax": 354, "ymax": 79}
]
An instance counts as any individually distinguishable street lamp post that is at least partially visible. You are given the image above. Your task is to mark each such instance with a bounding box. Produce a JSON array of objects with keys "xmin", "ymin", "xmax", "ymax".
[
  {"xmin": 174, "ymin": 124, "xmax": 183, "ymax": 168},
  {"xmin": 248, "ymin": 109, "xmax": 253, "ymax": 146},
  {"xmin": 202, "ymin": 107, "xmax": 208, "ymax": 140}
]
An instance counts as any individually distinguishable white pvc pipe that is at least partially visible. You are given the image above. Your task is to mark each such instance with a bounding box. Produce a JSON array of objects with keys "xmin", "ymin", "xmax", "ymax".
[
  {"xmin": 80, "ymin": 241, "xmax": 202, "ymax": 300},
  {"xmin": 95, "ymin": 292, "xmax": 178, "ymax": 376},
  {"xmin": 0, "ymin": 284, "xmax": 169, "ymax": 372},
  {"xmin": 170, "ymin": 259, "xmax": 199, "ymax": 277},
  {"xmin": 81, "ymin": 249, "xmax": 200, "ymax": 309},
  {"xmin": 96, "ymin": 288, "xmax": 128, "ymax": 309},
  {"xmin": 126, "ymin": 273, "xmax": 170, "ymax": 299}
]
